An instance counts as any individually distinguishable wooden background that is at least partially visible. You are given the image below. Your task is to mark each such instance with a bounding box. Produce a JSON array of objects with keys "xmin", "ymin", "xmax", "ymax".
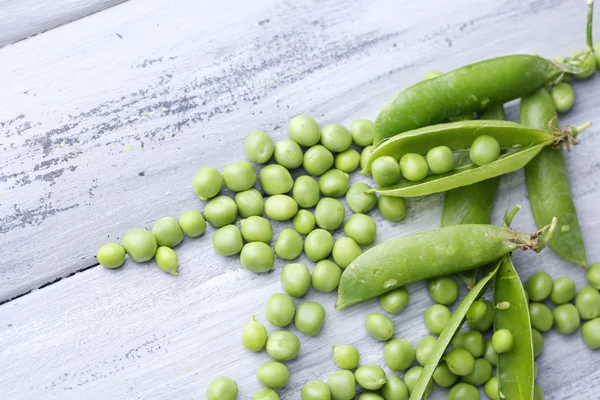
[{"xmin": 1, "ymin": 0, "xmax": 599, "ymax": 398}]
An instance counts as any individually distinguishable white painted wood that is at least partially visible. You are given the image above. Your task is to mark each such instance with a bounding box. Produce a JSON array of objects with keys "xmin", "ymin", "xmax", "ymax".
[
  {"xmin": 0, "ymin": 0, "xmax": 127, "ymax": 47},
  {"xmin": 0, "ymin": 0, "xmax": 599, "ymax": 398}
]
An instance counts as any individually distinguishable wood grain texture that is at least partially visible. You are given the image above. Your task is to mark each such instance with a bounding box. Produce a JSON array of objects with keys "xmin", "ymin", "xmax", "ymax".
[
  {"xmin": 0, "ymin": 0, "xmax": 599, "ymax": 398},
  {"xmin": 0, "ymin": 0, "xmax": 127, "ymax": 47}
]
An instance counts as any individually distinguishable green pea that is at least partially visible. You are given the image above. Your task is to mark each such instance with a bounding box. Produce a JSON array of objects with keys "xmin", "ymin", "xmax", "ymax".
[
  {"xmin": 319, "ymin": 169, "xmax": 350, "ymax": 198},
  {"xmin": 234, "ymin": 188, "xmax": 264, "ymax": 218},
  {"xmin": 302, "ymin": 380, "xmax": 332, "ymax": 400},
  {"xmin": 274, "ymin": 228, "xmax": 304, "ymax": 260},
  {"xmin": 264, "ymin": 195, "xmax": 298, "ymax": 221},
  {"xmin": 399, "ymin": 153, "xmax": 428, "ymax": 182},
  {"xmin": 212, "ymin": 225, "xmax": 243, "ymax": 256},
  {"xmin": 223, "ymin": 161, "xmax": 256, "ymax": 192},
  {"xmin": 245, "ymin": 130, "xmax": 274, "ymax": 164},
  {"xmin": 332, "ymin": 237, "xmax": 362, "ymax": 269},
  {"xmin": 344, "ymin": 213, "xmax": 376, "ymax": 245},
  {"xmin": 303, "ymin": 145, "xmax": 334, "ymax": 176},
  {"xmin": 122, "ymin": 228, "xmax": 158, "ymax": 262},
  {"xmin": 359, "ymin": 392, "xmax": 384, "ymax": 400},
  {"xmin": 377, "ymin": 195, "xmax": 406, "ymax": 222},
  {"xmin": 335, "ymin": 148, "xmax": 361, "ymax": 173},
  {"xmin": 204, "ymin": 196, "xmax": 238, "ymax": 227},
  {"xmin": 426, "ymin": 145, "xmax": 454, "ymax": 174},
  {"xmin": 404, "ymin": 366, "xmax": 432, "ymax": 396},
  {"xmin": 446, "ymin": 348, "xmax": 475, "ymax": 376},
  {"xmin": 484, "ymin": 376, "xmax": 499, "ymax": 400},
  {"xmin": 575, "ymin": 286, "xmax": 600, "ymax": 320},
  {"xmin": 383, "ymin": 338, "xmax": 414, "ymax": 371},
  {"xmin": 332, "ymin": 345, "xmax": 360, "ymax": 370},
  {"xmin": 427, "ymin": 276, "xmax": 459, "ymax": 305},
  {"xmin": 96, "ymin": 242, "xmax": 126, "ymax": 269},
  {"xmin": 424, "ymin": 304, "xmax": 451, "ymax": 335},
  {"xmin": 293, "ymin": 210, "xmax": 316, "ymax": 234},
  {"xmin": 533, "ymin": 384, "xmax": 544, "ymax": 400},
  {"xmin": 321, "ymin": 123, "xmax": 352, "ymax": 152},
  {"xmin": 301, "ymin": 381, "xmax": 331, "ymax": 400},
  {"xmin": 178, "ymin": 210, "xmax": 207, "ymax": 237},
  {"xmin": 379, "ymin": 287, "xmax": 409, "ymax": 314},
  {"xmin": 371, "ymin": 156, "xmax": 400, "ymax": 186},
  {"xmin": 240, "ymin": 216, "xmax": 273, "ymax": 243},
  {"xmin": 266, "ymin": 330, "xmax": 301, "ymax": 361},
  {"xmin": 311, "ymin": 260, "xmax": 342, "ymax": 292},
  {"xmin": 529, "ymin": 302, "xmax": 554, "ymax": 332},
  {"xmin": 240, "ymin": 242, "xmax": 275, "ymax": 273},
  {"xmin": 281, "ymin": 263, "xmax": 311, "ymax": 297},
  {"xmin": 466, "ymin": 300, "xmax": 487, "ymax": 323},
  {"xmin": 525, "ymin": 271, "xmax": 553, "ymax": 302},
  {"xmin": 242, "ymin": 316, "xmax": 267, "ymax": 351},
  {"xmin": 432, "ymin": 361, "xmax": 457, "ymax": 388},
  {"xmin": 293, "ymin": 175, "xmax": 321, "ymax": 208},
  {"xmin": 327, "ymin": 370, "xmax": 356, "ymax": 400},
  {"xmin": 462, "ymin": 358, "xmax": 492, "ymax": 386},
  {"xmin": 424, "ymin": 69, "xmax": 443, "ymax": 80},
  {"xmin": 586, "ymin": 262, "xmax": 600, "ymax": 289},
  {"xmin": 305, "ymin": 229, "xmax": 334, "ymax": 261},
  {"xmin": 252, "ymin": 388, "xmax": 280, "ymax": 400},
  {"xmin": 346, "ymin": 183, "xmax": 377, "ymax": 213},
  {"xmin": 532, "ymin": 328, "xmax": 544, "ymax": 358},
  {"xmin": 467, "ymin": 299, "xmax": 493, "ymax": 332},
  {"xmin": 380, "ymin": 375, "xmax": 409, "ymax": 400},
  {"xmin": 448, "ymin": 382, "xmax": 479, "ymax": 400},
  {"xmin": 206, "ymin": 376, "xmax": 238, "ymax": 400},
  {"xmin": 456, "ymin": 330, "xmax": 485, "ymax": 358},
  {"xmin": 152, "ymin": 217, "xmax": 184, "ymax": 248},
  {"xmin": 360, "ymin": 146, "xmax": 374, "ymax": 171},
  {"xmin": 483, "ymin": 339, "xmax": 497, "ymax": 366},
  {"xmin": 415, "ymin": 335, "xmax": 437, "ymax": 366},
  {"xmin": 553, "ymin": 303, "xmax": 581, "ymax": 335},
  {"xmin": 315, "ymin": 198, "xmax": 345, "ymax": 231},
  {"xmin": 581, "ymin": 317, "xmax": 600, "ymax": 349},
  {"xmin": 256, "ymin": 361, "xmax": 290, "ymax": 388},
  {"xmin": 365, "ymin": 313, "xmax": 395, "ymax": 341},
  {"xmin": 550, "ymin": 82, "xmax": 575, "ymax": 113},
  {"xmin": 155, "ymin": 246, "xmax": 179, "ymax": 275},
  {"xmin": 289, "ymin": 115, "xmax": 321, "ymax": 147},
  {"xmin": 266, "ymin": 293, "xmax": 295, "ymax": 327},
  {"xmin": 274, "ymin": 139, "xmax": 303, "ymax": 169},
  {"xmin": 355, "ymin": 365, "xmax": 386, "ymax": 390},
  {"xmin": 350, "ymin": 119, "xmax": 375, "ymax": 147},
  {"xmin": 469, "ymin": 135, "xmax": 500, "ymax": 166},
  {"xmin": 192, "ymin": 166, "xmax": 223, "ymax": 200},
  {"xmin": 295, "ymin": 301, "xmax": 326, "ymax": 336},
  {"xmin": 259, "ymin": 164, "xmax": 294, "ymax": 195}
]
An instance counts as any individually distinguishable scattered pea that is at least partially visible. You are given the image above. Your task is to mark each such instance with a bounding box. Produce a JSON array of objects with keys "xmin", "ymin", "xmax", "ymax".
[
  {"xmin": 384, "ymin": 338, "xmax": 414, "ymax": 371},
  {"xmin": 335, "ymin": 148, "xmax": 361, "ymax": 173},
  {"xmin": 551, "ymin": 82, "xmax": 575, "ymax": 113},
  {"xmin": 466, "ymin": 300, "xmax": 487, "ymax": 323},
  {"xmin": 206, "ymin": 376, "xmax": 238, "ymax": 400},
  {"xmin": 192, "ymin": 166, "xmax": 223, "ymax": 200},
  {"xmin": 234, "ymin": 188, "xmax": 264, "ymax": 218},
  {"xmin": 155, "ymin": 246, "xmax": 178, "ymax": 275},
  {"xmin": 533, "ymin": 384, "xmax": 544, "ymax": 400},
  {"xmin": 327, "ymin": 370, "xmax": 356, "ymax": 400},
  {"xmin": 293, "ymin": 210, "xmax": 316, "ymax": 234},
  {"xmin": 304, "ymin": 229, "xmax": 335, "ymax": 262},
  {"xmin": 360, "ymin": 146, "xmax": 374, "ymax": 171},
  {"xmin": 586, "ymin": 262, "xmax": 600, "ymax": 290},
  {"xmin": 274, "ymin": 228, "xmax": 304, "ymax": 260},
  {"xmin": 204, "ymin": 196, "xmax": 238, "ymax": 227},
  {"xmin": 281, "ymin": 263, "xmax": 311, "ymax": 297},
  {"xmin": 122, "ymin": 228, "xmax": 158, "ymax": 262},
  {"xmin": 303, "ymin": 145, "xmax": 334, "ymax": 176},
  {"xmin": 302, "ymin": 380, "xmax": 332, "ymax": 400},
  {"xmin": 321, "ymin": 123, "xmax": 352, "ymax": 153},
  {"xmin": 96, "ymin": 242, "xmax": 126, "ymax": 269},
  {"xmin": 240, "ymin": 216, "xmax": 273, "ymax": 243},
  {"xmin": 532, "ymin": 328, "xmax": 544, "ymax": 358},
  {"xmin": 529, "ymin": 302, "xmax": 554, "ymax": 332},
  {"xmin": 256, "ymin": 361, "xmax": 290, "ymax": 388},
  {"xmin": 377, "ymin": 195, "xmax": 406, "ymax": 222},
  {"xmin": 223, "ymin": 161, "xmax": 256, "ymax": 192},
  {"xmin": 581, "ymin": 317, "xmax": 600, "ymax": 349},
  {"xmin": 426, "ymin": 145, "xmax": 455, "ymax": 174},
  {"xmin": 424, "ymin": 304, "xmax": 451, "ymax": 335},
  {"xmin": 266, "ymin": 293, "xmax": 296, "ymax": 327},
  {"xmin": 252, "ymin": 388, "xmax": 280, "ymax": 400},
  {"xmin": 350, "ymin": 119, "xmax": 375, "ymax": 147},
  {"xmin": 355, "ymin": 365, "xmax": 387, "ymax": 390},
  {"xmin": 447, "ymin": 382, "xmax": 480, "ymax": 400},
  {"xmin": 245, "ymin": 130, "xmax": 274, "ymax": 164},
  {"xmin": 432, "ymin": 361, "xmax": 457, "ymax": 388},
  {"xmin": 260, "ymin": 164, "xmax": 294, "ymax": 195},
  {"xmin": 462, "ymin": 358, "xmax": 493, "ymax": 386},
  {"xmin": 467, "ymin": 299, "xmax": 493, "ymax": 332},
  {"xmin": 575, "ymin": 286, "xmax": 600, "ymax": 320},
  {"xmin": 379, "ymin": 287, "xmax": 409, "ymax": 314},
  {"xmin": 295, "ymin": 301, "xmax": 326, "ymax": 336},
  {"xmin": 274, "ymin": 139, "xmax": 303, "ymax": 169},
  {"xmin": 427, "ymin": 276, "xmax": 459, "ymax": 305},
  {"xmin": 525, "ymin": 271, "xmax": 553, "ymax": 302},
  {"xmin": 240, "ymin": 242, "xmax": 275, "ymax": 273},
  {"xmin": 372, "ymin": 156, "xmax": 400, "ymax": 186},
  {"xmin": 311, "ymin": 260, "xmax": 342, "ymax": 292},
  {"xmin": 346, "ymin": 183, "xmax": 377, "ymax": 213},
  {"xmin": 289, "ymin": 115, "xmax": 321, "ymax": 147},
  {"xmin": 212, "ymin": 225, "xmax": 243, "ymax": 256},
  {"xmin": 484, "ymin": 376, "xmax": 499, "ymax": 400},
  {"xmin": 399, "ymin": 153, "xmax": 428, "ymax": 182},
  {"xmin": 266, "ymin": 330, "xmax": 301, "ymax": 361},
  {"xmin": 332, "ymin": 345, "xmax": 360, "ymax": 370},
  {"xmin": 242, "ymin": 316, "xmax": 268, "ymax": 352},
  {"xmin": 359, "ymin": 392, "xmax": 384, "ymax": 400},
  {"xmin": 315, "ymin": 197, "xmax": 345, "ymax": 230},
  {"xmin": 264, "ymin": 195, "xmax": 298, "ymax": 221},
  {"xmin": 415, "ymin": 335, "xmax": 437, "ymax": 366},
  {"xmin": 380, "ymin": 375, "xmax": 409, "ymax": 400},
  {"xmin": 178, "ymin": 210, "xmax": 207, "ymax": 237},
  {"xmin": 332, "ymin": 237, "xmax": 362, "ymax": 269},
  {"xmin": 404, "ymin": 366, "xmax": 432, "ymax": 396},
  {"xmin": 151, "ymin": 217, "xmax": 184, "ymax": 248},
  {"xmin": 365, "ymin": 313, "xmax": 395, "ymax": 341},
  {"xmin": 446, "ymin": 348, "xmax": 475, "ymax": 376},
  {"xmin": 319, "ymin": 169, "xmax": 350, "ymax": 198},
  {"xmin": 483, "ymin": 339, "xmax": 498, "ymax": 366},
  {"xmin": 293, "ymin": 175, "xmax": 321, "ymax": 208},
  {"xmin": 553, "ymin": 303, "xmax": 581, "ymax": 335},
  {"xmin": 456, "ymin": 330, "xmax": 485, "ymax": 358},
  {"xmin": 344, "ymin": 213, "xmax": 377, "ymax": 245}
]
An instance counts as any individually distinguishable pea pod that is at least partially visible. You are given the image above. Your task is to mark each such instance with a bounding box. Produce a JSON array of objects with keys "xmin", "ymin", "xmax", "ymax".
[
  {"xmin": 494, "ymin": 256, "xmax": 535, "ymax": 400},
  {"xmin": 521, "ymin": 88, "xmax": 588, "ymax": 267},
  {"xmin": 373, "ymin": 54, "xmax": 579, "ymax": 145},
  {"xmin": 335, "ymin": 217, "xmax": 556, "ymax": 309},
  {"xmin": 410, "ymin": 260, "xmax": 501, "ymax": 400}
]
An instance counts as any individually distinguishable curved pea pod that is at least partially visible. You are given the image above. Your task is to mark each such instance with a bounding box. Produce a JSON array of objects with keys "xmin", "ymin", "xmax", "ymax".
[
  {"xmin": 410, "ymin": 260, "xmax": 501, "ymax": 400},
  {"xmin": 521, "ymin": 88, "xmax": 588, "ymax": 267},
  {"xmin": 373, "ymin": 54, "xmax": 575, "ymax": 145},
  {"xmin": 365, "ymin": 120, "xmax": 555, "ymax": 173},
  {"xmin": 335, "ymin": 218, "xmax": 557, "ymax": 309},
  {"xmin": 494, "ymin": 256, "xmax": 535, "ymax": 400}
]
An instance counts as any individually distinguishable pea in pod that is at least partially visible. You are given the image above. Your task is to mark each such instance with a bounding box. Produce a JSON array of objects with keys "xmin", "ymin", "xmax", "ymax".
[
  {"xmin": 335, "ymin": 216, "xmax": 556, "ymax": 309},
  {"xmin": 521, "ymin": 87, "xmax": 588, "ymax": 267},
  {"xmin": 494, "ymin": 256, "xmax": 535, "ymax": 400},
  {"xmin": 373, "ymin": 54, "xmax": 581, "ymax": 145},
  {"xmin": 410, "ymin": 260, "xmax": 501, "ymax": 400}
]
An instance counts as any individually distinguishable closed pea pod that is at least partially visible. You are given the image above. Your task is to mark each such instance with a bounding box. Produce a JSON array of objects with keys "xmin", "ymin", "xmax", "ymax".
[
  {"xmin": 155, "ymin": 246, "xmax": 179, "ymax": 275},
  {"xmin": 260, "ymin": 164, "xmax": 294, "ymax": 195},
  {"xmin": 264, "ymin": 195, "xmax": 298, "ymax": 221}
]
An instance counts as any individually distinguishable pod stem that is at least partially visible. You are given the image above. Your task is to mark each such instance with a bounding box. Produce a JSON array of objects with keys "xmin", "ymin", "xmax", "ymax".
[
  {"xmin": 552, "ymin": 120, "xmax": 592, "ymax": 150},
  {"xmin": 502, "ymin": 204, "xmax": 522, "ymax": 228},
  {"xmin": 511, "ymin": 217, "xmax": 558, "ymax": 253},
  {"xmin": 586, "ymin": 0, "xmax": 594, "ymax": 50}
]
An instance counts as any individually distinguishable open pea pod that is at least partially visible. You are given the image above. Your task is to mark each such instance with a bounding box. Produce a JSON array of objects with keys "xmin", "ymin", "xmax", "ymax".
[
  {"xmin": 364, "ymin": 120, "xmax": 556, "ymax": 173},
  {"xmin": 410, "ymin": 260, "xmax": 501, "ymax": 400},
  {"xmin": 494, "ymin": 256, "xmax": 535, "ymax": 400}
]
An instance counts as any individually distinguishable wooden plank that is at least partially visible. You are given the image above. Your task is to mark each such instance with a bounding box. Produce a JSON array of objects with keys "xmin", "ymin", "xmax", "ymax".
[{"xmin": 0, "ymin": 0, "xmax": 128, "ymax": 48}]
